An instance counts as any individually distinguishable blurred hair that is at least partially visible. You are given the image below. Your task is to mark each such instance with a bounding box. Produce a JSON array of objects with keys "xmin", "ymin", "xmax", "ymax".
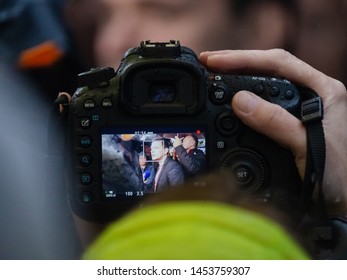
[
  {"xmin": 231, "ymin": 0, "xmax": 296, "ymax": 15},
  {"xmin": 140, "ymin": 170, "xmax": 312, "ymax": 255},
  {"xmin": 82, "ymin": 167, "xmax": 311, "ymax": 260},
  {"xmin": 188, "ymin": 134, "xmax": 199, "ymax": 148}
]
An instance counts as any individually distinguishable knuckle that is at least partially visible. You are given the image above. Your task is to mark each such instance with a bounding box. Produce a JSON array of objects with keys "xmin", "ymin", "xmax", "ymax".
[
  {"xmin": 324, "ymin": 77, "xmax": 347, "ymax": 103},
  {"xmin": 333, "ymin": 79, "xmax": 347, "ymax": 97},
  {"xmin": 269, "ymin": 48, "xmax": 293, "ymax": 61}
]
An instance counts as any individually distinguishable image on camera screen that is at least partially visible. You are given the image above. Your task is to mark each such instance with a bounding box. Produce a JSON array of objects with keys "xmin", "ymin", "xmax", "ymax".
[{"xmin": 101, "ymin": 126, "xmax": 206, "ymax": 199}]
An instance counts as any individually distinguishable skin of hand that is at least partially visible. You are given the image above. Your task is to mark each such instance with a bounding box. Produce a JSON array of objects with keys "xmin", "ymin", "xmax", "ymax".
[
  {"xmin": 199, "ymin": 49, "xmax": 347, "ymax": 215},
  {"xmin": 57, "ymin": 92, "xmax": 71, "ymax": 113},
  {"xmin": 172, "ymin": 136, "xmax": 183, "ymax": 148}
]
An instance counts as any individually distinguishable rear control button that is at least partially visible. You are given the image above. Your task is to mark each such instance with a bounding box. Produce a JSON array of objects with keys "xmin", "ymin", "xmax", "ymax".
[
  {"xmin": 216, "ymin": 140, "xmax": 226, "ymax": 150},
  {"xmin": 83, "ymin": 99, "xmax": 96, "ymax": 110},
  {"xmin": 80, "ymin": 117, "xmax": 92, "ymax": 129},
  {"xmin": 234, "ymin": 166, "xmax": 254, "ymax": 185},
  {"xmin": 80, "ymin": 136, "xmax": 92, "ymax": 148},
  {"xmin": 80, "ymin": 192, "xmax": 93, "ymax": 204},
  {"xmin": 209, "ymin": 83, "xmax": 230, "ymax": 105},
  {"xmin": 80, "ymin": 154, "xmax": 92, "ymax": 167},
  {"xmin": 254, "ymin": 84, "xmax": 264, "ymax": 95},
  {"xmin": 285, "ymin": 90, "xmax": 294, "ymax": 100},
  {"xmin": 102, "ymin": 98, "xmax": 113, "ymax": 109},
  {"xmin": 216, "ymin": 112, "xmax": 239, "ymax": 136},
  {"xmin": 270, "ymin": 86, "xmax": 280, "ymax": 97},
  {"xmin": 80, "ymin": 173, "xmax": 92, "ymax": 185}
]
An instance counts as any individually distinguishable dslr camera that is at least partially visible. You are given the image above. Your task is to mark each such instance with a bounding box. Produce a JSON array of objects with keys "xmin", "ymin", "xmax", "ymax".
[{"xmin": 67, "ymin": 40, "xmax": 318, "ymax": 223}]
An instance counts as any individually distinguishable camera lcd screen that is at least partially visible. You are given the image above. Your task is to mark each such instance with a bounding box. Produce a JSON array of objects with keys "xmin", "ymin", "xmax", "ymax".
[{"xmin": 101, "ymin": 126, "xmax": 206, "ymax": 199}]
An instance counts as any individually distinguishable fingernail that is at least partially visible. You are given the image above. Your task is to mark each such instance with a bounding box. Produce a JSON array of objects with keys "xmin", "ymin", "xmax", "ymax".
[{"xmin": 234, "ymin": 91, "xmax": 258, "ymax": 113}]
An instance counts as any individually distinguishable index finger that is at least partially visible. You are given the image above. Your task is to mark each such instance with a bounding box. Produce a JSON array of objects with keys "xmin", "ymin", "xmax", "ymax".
[{"xmin": 199, "ymin": 49, "xmax": 341, "ymax": 97}]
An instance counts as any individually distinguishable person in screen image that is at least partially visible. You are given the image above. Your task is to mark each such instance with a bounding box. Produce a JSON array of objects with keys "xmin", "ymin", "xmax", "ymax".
[
  {"xmin": 102, "ymin": 134, "xmax": 144, "ymax": 194},
  {"xmin": 139, "ymin": 152, "xmax": 156, "ymax": 192},
  {"xmin": 172, "ymin": 134, "xmax": 206, "ymax": 177},
  {"xmin": 150, "ymin": 139, "xmax": 185, "ymax": 192}
]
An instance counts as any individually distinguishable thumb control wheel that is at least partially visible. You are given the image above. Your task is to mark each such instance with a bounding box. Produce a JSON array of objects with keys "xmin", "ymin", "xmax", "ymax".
[{"xmin": 220, "ymin": 149, "xmax": 268, "ymax": 194}]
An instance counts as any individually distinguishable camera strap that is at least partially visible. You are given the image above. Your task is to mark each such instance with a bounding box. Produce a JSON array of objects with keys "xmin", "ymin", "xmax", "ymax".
[
  {"xmin": 300, "ymin": 96, "xmax": 326, "ymax": 217},
  {"xmin": 300, "ymin": 95, "xmax": 333, "ymax": 258}
]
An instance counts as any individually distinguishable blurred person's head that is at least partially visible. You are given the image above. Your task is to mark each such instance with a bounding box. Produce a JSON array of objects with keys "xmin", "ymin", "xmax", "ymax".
[
  {"xmin": 0, "ymin": 0, "xmax": 82, "ymax": 103},
  {"xmin": 0, "ymin": 62, "xmax": 80, "ymax": 259},
  {"xmin": 65, "ymin": 0, "xmax": 296, "ymax": 67},
  {"xmin": 83, "ymin": 171, "xmax": 311, "ymax": 259},
  {"xmin": 294, "ymin": 0, "xmax": 347, "ymax": 85},
  {"xmin": 182, "ymin": 135, "xmax": 197, "ymax": 152},
  {"xmin": 139, "ymin": 153, "xmax": 147, "ymax": 167},
  {"xmin": 150, "ymin": 139, "xmax": 169, "ymax": 162}
]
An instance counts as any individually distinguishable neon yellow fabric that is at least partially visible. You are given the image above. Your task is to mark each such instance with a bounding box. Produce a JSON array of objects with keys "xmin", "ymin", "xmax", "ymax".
[{"xmin": 83, "ymin": 201, "xmax": 309, "ymax": 260}]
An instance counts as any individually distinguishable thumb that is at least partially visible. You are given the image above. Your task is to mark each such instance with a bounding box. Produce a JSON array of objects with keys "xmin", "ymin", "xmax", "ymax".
[{"xmin": 232, "ymin": 91, "xmax": 307, "ymax": 177}]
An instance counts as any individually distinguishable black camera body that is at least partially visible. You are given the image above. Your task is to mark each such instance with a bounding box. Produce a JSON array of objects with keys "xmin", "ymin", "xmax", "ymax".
[{"xmin": 67, "ymin": 40, "xmax": 315, "ymax": 223}]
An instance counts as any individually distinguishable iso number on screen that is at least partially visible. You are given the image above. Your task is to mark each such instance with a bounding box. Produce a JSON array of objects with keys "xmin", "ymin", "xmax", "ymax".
[{"xmin": 190, "ymin": 266, "xmax": 250, "ymax": 276}]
